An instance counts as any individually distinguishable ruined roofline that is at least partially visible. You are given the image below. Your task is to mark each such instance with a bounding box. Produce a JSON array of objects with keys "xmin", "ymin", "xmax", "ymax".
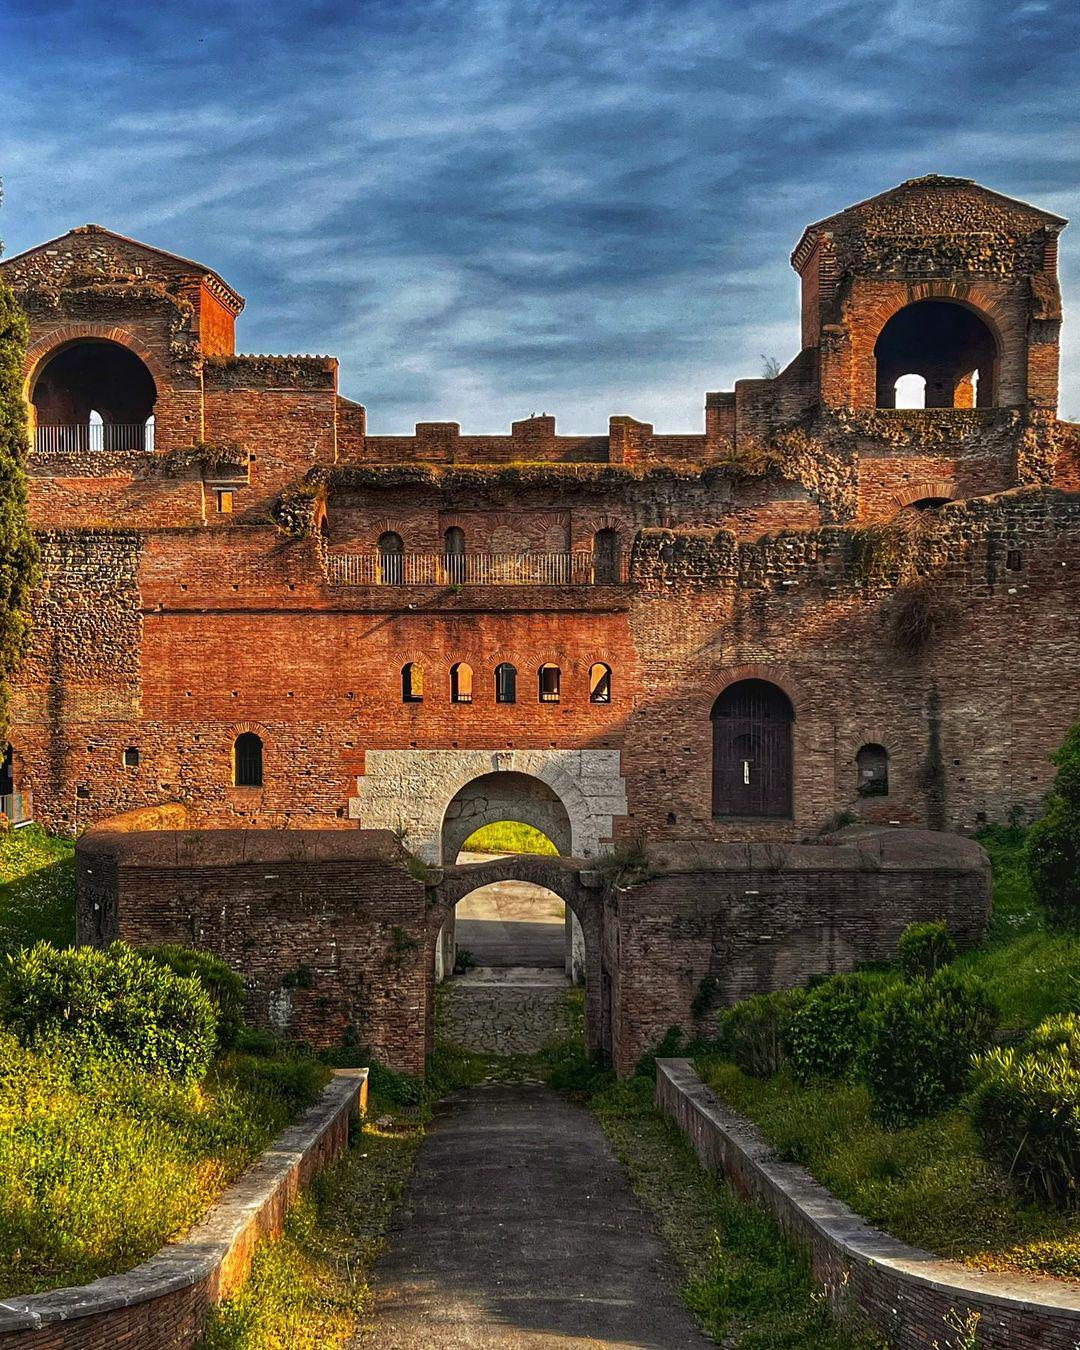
[
  {"xmin": 790, "ymin": 174, "xmax": 1068, "ymax": 272},
  {"xmin": 1, "ymin": 223, "xmax": 246, "ymax": 315}
]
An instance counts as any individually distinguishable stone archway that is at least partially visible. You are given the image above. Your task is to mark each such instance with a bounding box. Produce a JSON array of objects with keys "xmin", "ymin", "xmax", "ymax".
[
  {"xmin": 427, "ymin": 855, "xmax": 606, "ymax": 1061},
  {"xmin": 352, "ymin": 748, "xmax": 627, "ymax": 864},
  {"xmin": 440, "ymin": 771, "xmax": 571, "ymax": 862}
]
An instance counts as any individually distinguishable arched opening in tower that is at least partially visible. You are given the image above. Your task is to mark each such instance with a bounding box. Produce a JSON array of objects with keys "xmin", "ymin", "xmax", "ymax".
[
  {"xmin": 874, "ymin": 301, "xmax": 998, "ymax": 409},
  {"xmin": 31, "ymin": 340, "xmax": 157, "ymax": 451}
]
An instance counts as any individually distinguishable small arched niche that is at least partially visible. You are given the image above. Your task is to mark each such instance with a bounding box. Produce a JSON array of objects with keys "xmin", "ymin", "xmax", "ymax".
[{"xmin": 875, "ymin": 301, "xmax": 998, "ymax": 409}]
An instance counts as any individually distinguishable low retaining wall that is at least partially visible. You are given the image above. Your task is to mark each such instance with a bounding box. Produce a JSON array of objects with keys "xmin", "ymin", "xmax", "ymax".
[
  {"xmin": 0, "ymin": 1068, "xmax": 368, "ymax": 1349},
  {"xmin": 656, "ymin": 1059, "xmax": 1080, "ymax": 1349}
]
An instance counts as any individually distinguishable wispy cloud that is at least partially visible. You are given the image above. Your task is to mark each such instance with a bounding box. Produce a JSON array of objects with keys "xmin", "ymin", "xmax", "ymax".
[{"xmin": 1, "ymin": 0, "xmax": 1078, "ymax": 429}]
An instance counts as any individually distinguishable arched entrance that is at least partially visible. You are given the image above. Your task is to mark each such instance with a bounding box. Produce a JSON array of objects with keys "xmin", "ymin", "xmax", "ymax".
[
  {"xmin": 428, "ymin": 855, "xmax": 605, "ymax": 1062},
  {"xmin": 874, "ymin": 300, "xmax": 999, "ymax": 408},
  {"xmin": 436, "ymin": 772, "xmax": 583, "ymax": 984},
  {"xmin": 30, "ymin": 339, "xmax": 157, "ymax": 451},
  {"xmin": 711, "ymin": 679, "xmax": 794, "ymax": 818}
]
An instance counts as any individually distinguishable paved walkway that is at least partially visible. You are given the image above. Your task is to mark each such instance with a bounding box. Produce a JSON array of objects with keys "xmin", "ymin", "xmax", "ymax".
[
  {"xmin": 359, "ymin": 1082, "xmax": 706, "ymax": 1348},
  {"xmin": 440, "ymin": 969, "xmax": 573, "ymax": 1056}
]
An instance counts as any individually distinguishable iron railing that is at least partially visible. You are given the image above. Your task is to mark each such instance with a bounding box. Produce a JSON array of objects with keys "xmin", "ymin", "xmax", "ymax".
[
  {"xmin": 0, "ymin": 791, "xmax": 33, "ymax": 827},
  {"xmin": 35, "ymin": 423, "xmax": 155, "ymax": 454},
  {"xmin": 326, "ymin": 550, "xmax": 622, "ymax": 586}
]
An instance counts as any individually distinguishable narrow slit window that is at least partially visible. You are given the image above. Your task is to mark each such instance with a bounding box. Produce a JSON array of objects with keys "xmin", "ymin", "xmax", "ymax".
[
  {"xmin": 233, "ymin": 732, "xmax": 263, "ymax": 787},
  {"xmin": 495, "ymin": 662, "xmax": 517, "ymax": 704},
  {"xmin": 216, "ymin": 489, "xmax": 234, "ymax": 514},
  {"xmin": 450, "ymin": 662, "xmax": 473, "ymax": 704},
  {"xmin": 123, "ymin": 746, "xmax": 139, "ymax": 768},
  {"xmin": 589, "ymin": 662, "xmax": 612, "ymax": 703},
  {"xmin": 538, "ymin": 663, "xmax": 561, "ymax": 704},
  {"xmin": 402, "ymin": 663, "xmax": 423, "ymax": 703}
]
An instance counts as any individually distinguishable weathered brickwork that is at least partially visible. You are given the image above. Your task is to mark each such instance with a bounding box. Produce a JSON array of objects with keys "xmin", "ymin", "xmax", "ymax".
[{"xmin": 1, "ymin": 174, "xmax": 1076, "ymax": 964}]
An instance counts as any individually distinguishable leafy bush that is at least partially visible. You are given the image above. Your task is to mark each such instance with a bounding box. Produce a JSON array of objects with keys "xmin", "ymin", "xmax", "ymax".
[
  {"xmin": 787, "ymin": 973, "xmax": 885, "ymax": 1085},
  {"xmin": 0, "ymin": 941, "xmax": 216, "ymax": 1082},
  {"xmin": 859, "ymin": 969, "xmax": 997, "ymax": 1125},
  {"xmin": 541, "ymin": 1038, "xmax": 615, "ymax": 1096},
  {"xmin": 634, "ymin": 1024, "xmax": 685, "ymax": 1080},
  {"xmin": 897, "ymin": 919, "xmax": 956, "ymax": 979},
  {"xmin": 970, "ymin": 1014, "xmax": 1080, "ymax": 1211},
  {"xmin": 1026, "ymin": 719, "xmax": 1080, "ymax": 930},
  {"xmin": 713, "ymin": 989, "xmax": 807, "ymax": 1079},
  {"xmin": 140, "ymin": 944, "xmax": 244, "ymax": 1049}
]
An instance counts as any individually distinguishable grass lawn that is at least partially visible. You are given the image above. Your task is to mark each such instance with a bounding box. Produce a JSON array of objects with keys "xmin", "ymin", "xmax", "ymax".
[
  {"xmin": 462, "ymin": 820, "xmax": 558, "ymax": 854},
  {"xmin": 0, "ymin": 824, "xmax": 75, "ymax": 953},
  {"xmin": 696, "ymin": 825, "xmax": 1080, "ymax": 1282},
  {"xmin": 0, "ymin": 1035, "xmax": 330, "ymax": 1297}
]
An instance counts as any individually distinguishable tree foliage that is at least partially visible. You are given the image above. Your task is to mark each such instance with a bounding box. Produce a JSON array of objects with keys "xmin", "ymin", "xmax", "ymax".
[
  {"xmin": 0, "ymin": 260, "xmax": 37, "ymax": 739},
  {"xmin": 1026, "ymin": 718, "xmax": 1080, "ymax": 929}
]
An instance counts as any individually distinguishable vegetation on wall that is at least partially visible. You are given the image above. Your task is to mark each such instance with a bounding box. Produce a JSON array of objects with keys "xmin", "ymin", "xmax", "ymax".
[{"xmin": 0, "ymin": 266, "xmax": 39, "ymax": 740}]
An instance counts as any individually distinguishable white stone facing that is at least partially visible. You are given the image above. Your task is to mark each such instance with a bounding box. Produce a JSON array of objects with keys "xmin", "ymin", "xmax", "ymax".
[{"xmin": 351, "ymin": 749, "xmax": 628, "ymax": 863}]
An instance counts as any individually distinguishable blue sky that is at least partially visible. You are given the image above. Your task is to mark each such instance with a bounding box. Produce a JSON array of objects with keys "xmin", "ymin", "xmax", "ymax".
[{"xmin": 2, "ymin": 0, "xmax": 1079, "ymax": 430}]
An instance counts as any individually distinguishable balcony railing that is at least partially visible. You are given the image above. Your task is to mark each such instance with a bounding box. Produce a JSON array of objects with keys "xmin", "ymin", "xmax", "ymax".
[
  {"xmin": 34, "ymin": 423, "xmax": 155, "ymax": 454},
  {"xmin": 0, "ymin": 791, "xmax": 33, "ymax": 828},
  {"xmin": 326, "ymin": 550, "xmax": 624, "ymax": 586}
]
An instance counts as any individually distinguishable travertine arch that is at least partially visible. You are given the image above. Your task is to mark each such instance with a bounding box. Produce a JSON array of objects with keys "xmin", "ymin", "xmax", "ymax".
[{"xmin": 352, "ymin": 748, "xmax": 627, "ymax": 863}]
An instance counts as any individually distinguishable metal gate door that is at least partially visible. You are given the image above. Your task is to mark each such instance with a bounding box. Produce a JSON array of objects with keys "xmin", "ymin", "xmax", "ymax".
[{"xmin": 711, "ymin": 680, "xmax": 793, "ymax": 818}]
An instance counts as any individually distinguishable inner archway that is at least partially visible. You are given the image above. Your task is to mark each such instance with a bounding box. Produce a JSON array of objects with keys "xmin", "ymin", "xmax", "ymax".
[
  {"xmin": 874, "ymin": 300, "xmax": 998, "ymax": 408},
  {"xmin": 31, "ymin": 340, "xmax": 157, "ymax": 451}
]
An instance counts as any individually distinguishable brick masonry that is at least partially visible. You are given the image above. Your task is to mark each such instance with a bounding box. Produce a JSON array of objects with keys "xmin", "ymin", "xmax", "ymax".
[
  {"xmin": 656, "ymin": 1059, "xmax": 1080, "ymax": 1350},
  {"xmin": 0, "ymin": 1069, "xmax": 366, "ymax": 1350},
  {"xmin": 77, "ymin": 825, "xmax": 990, "ymax": 1077}
]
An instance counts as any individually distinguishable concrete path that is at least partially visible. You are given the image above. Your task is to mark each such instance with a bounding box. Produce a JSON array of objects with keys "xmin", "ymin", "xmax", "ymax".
[
  {"xmin": 454, "ymin": 873, "xmax": 566, "ymax": 969},
  {"xmin": 359, "ymin": 1082, "xmax": 707, "ymax": 1348}
]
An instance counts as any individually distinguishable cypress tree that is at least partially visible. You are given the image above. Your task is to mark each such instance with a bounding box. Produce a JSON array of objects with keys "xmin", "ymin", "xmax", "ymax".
[{"xmin": 0, "ymin": 251, "xmax": 38, "ymax": 740}]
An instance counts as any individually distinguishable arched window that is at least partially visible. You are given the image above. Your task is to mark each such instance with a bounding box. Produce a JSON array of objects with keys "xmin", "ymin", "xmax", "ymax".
[
  {"xmin": 444, "ymin": 526, "xmax": 466, "ymax": 584},
  {"xmin": 538, "ymin": 664, "xmax": 561, "ymax": 704},
  {"xmin": 495, "ymin": 662, "xmax": 517, "ymax": 704},
  {"xmin": 856, "ymin": 744, "xmax": 889, "ymax": 797},
  {"xmin": 233, "ymin": 732, "xmax": 263, "ymax": 788},
  {"xmin": 711, "ymin": 680, "xmax": 794, "ymax": 818},
  {"xmin": 378, "ymin": 531, "xmax": 404, "ymax": 584},
  {"xmin": 450, "ymin": 662, "xmax": 473, "ymax": 704},
  {"xmin": 31, "ymin": 340, "xmax": 157, "ymax": 452},
  {"xmin": 893, "ymin": 374, "xmax": 926, "ymax": 409},
  {"xmin": 874, "ymin": 301, "xmax": 998, "ymax": 408},
  {"xmin": 593, "ymin": 529, "xmax": 622, "ymax": 584},
  {"xmin": 589, "ymin": 662, "xmax": 612, "ymax": 703},
  {"xmin": 0, "ymin": 744, "xmax": 12, "ymax": 797},
  {"xmin": 402, "ymin": 662, "xmax": 423, "ymax": 703}
]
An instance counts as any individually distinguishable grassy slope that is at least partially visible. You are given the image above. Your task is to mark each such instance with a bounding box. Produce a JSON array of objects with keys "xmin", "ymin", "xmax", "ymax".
[
  {"xmin": 0, "ymin": 824, "xmax": 75, "ymax": 953},
  {"xmin": 696, "ymin": 826, "xmax": 1080, "ymax": 1280},
  {"xmin": 590, "ymin": 1078, "xmax": 883, "ymax": 1349},
  {"xmin": 462, "ymin": 820, "xmax": 558, "ymax": 854}
]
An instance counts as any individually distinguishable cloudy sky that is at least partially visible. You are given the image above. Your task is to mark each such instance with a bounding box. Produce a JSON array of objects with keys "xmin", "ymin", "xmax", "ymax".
[{"xmin": 2, "ymin": 0, "xmax": 1079, "ymax": 430}]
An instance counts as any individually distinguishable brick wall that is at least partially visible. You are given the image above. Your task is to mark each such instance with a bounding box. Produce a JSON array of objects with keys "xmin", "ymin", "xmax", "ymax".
[{"xmin": 609, "ymin": 830, "xmax": 990, "ymax": 1074}]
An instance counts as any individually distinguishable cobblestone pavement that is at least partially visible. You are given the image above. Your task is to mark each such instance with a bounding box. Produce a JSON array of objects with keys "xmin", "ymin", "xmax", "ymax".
[
  {"xmin": 439, "ymin": 968, "xmax": 574, "ymax": 1056},
  {"xmin": 357, "ymin": 1082, "xmax": 707, "ymax": 1348}
]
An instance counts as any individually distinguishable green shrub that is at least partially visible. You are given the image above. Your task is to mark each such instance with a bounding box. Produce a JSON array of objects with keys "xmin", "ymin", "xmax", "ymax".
[
  {"xmin": 970, "ymin": 1015, "xmax": 1080, "ymax": 1210},
  {"xmin": 140, "ymin": 944, "xmax": 244, "ymax": 1050},
  {"xmin": 1026, "ymin": 720, "xmax": 1080, "ymax": 930},
  {"xmin": 859, "ymin": 969, "xmax": 997, "ymax": 1125},
  {"xmin": 897, "ymin": 919, "xmax": 956, "ymax": 979},
  {"xmin": 0, "ymin": 941, "xmax": 216, "ymax": 1082},
  {"xmin": 541, "ymin": 1039, "xmax": 615, "ymax": 1096},
  {"xmin": 713, "ymin": 989, "xmax": 807, "ymax": 1079},
  {"xmin": 634, "ymin": 1024, "xmax": 685, "ymax": 1080},
  {"xmin": 787, "ymin": 973, "xmax": 884, "ymax": 1085}
]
